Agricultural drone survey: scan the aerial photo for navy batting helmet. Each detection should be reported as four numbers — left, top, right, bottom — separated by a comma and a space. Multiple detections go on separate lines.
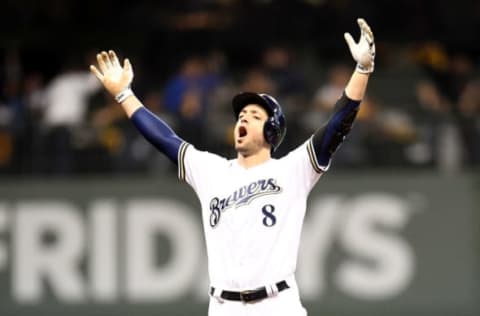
232, 92, 286, 152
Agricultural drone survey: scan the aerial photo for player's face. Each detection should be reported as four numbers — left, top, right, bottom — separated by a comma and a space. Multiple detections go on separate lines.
234, 104, 270, 155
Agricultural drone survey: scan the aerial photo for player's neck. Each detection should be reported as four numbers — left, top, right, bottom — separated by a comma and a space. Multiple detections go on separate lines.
236, 148, 271, 169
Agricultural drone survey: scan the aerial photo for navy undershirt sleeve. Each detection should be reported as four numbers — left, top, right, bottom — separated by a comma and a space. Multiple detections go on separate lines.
130, 107, 183, 165
312, 93, 361, 167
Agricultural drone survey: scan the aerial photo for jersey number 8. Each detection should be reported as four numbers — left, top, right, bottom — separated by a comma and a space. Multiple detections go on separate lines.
262, 204, 276, 227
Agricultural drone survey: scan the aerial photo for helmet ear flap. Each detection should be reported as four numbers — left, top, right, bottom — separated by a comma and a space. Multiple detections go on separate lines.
263, 113, 286, 152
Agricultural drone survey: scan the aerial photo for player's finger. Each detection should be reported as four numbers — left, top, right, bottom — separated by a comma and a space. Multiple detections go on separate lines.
101, 51, 113, 69
357, 18, 368, 30
96, 52, 108, 73
357, 18, 370, 33
344, 32, 356, 49
358, 18, 374, 41
89, 65, 104, 81
109, 50, 121, 68
123, 58, 132, 72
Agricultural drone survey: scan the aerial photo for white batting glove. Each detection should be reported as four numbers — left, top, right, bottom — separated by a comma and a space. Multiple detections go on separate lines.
90, 50, 134, 103
344, 18, 375, 74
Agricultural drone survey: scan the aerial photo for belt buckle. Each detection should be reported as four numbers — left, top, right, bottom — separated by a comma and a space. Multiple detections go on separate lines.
239, 290, 255, 302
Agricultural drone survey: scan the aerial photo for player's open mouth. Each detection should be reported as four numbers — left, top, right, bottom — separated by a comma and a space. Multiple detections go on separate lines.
239, 126, 247, 138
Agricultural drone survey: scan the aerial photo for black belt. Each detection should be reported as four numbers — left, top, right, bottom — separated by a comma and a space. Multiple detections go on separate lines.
210, 280, 290, 303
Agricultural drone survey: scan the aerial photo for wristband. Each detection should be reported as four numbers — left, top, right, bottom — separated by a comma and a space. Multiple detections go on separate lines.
356, 62, 374, 74
115, 87, 134, 103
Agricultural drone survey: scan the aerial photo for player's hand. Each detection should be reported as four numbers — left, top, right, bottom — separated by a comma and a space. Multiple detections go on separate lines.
90, 50, 134, 97
344, 18, 375, 74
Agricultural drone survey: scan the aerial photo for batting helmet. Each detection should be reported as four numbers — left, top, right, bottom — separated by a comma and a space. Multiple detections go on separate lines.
232, 92, 286, 152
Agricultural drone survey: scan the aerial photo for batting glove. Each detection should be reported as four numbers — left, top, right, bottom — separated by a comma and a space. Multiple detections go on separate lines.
344, 18, 375, 74
90, 50, 134, 103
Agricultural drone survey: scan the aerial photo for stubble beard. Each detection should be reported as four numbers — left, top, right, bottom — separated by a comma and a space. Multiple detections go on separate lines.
235, 143, 253, 157
235, 136, 269, 158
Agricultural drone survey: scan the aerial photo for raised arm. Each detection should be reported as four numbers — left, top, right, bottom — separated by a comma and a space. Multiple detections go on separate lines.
90, 51, 183, 164
310, 18, 375, 171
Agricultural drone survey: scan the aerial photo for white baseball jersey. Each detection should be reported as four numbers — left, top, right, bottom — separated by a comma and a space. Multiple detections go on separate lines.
178, 137, 327, 291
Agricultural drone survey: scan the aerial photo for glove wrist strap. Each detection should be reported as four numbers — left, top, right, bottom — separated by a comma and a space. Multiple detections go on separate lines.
355, 62, 374, 74
115, 86, 134, 103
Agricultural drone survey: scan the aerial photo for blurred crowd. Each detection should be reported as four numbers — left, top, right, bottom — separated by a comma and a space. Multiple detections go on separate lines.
0, 41, 479, 177
0, 0, 479, 176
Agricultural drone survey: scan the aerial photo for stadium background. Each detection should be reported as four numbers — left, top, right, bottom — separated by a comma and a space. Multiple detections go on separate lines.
0, 1, 479, 315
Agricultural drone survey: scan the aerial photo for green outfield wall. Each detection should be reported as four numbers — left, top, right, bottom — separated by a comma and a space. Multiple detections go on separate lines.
0, 171, 478, 316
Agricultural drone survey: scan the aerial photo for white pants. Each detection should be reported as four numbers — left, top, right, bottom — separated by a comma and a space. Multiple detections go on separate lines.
208, 280, 307, 316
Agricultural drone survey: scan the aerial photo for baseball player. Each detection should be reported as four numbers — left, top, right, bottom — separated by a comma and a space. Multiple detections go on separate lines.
90, 18, 375, 316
